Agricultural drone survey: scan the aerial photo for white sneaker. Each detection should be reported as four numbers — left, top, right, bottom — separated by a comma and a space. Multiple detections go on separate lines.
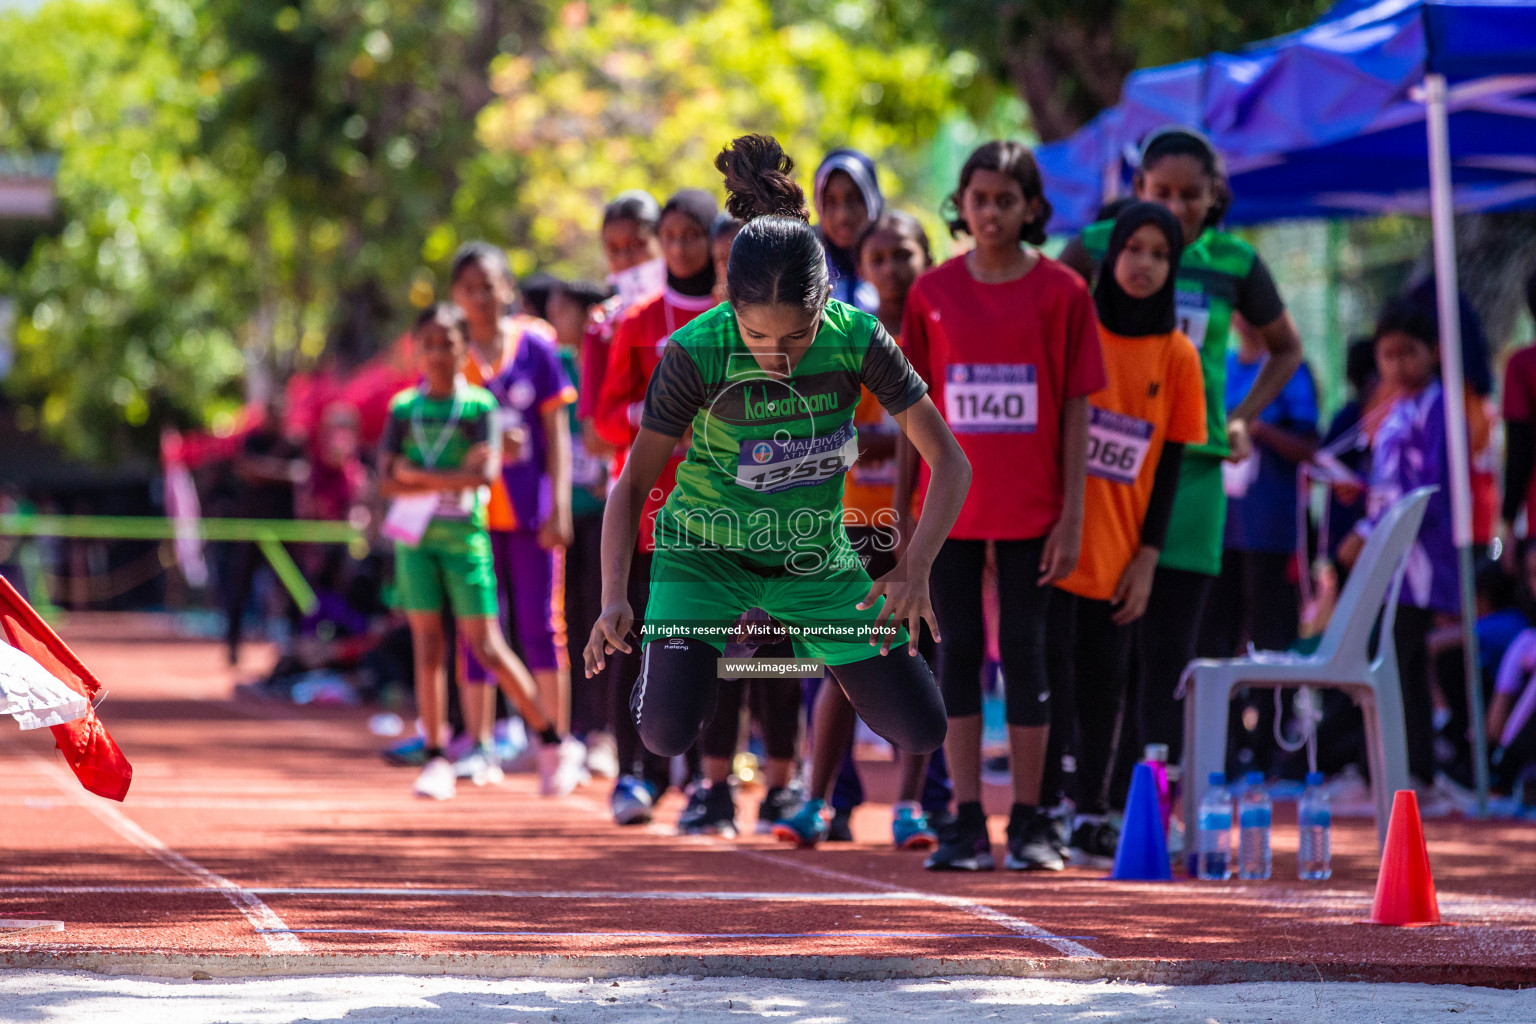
539, 736, 590, 797
453, 747, 504, 786
585, 730, 620, 780
413, 756, 457, 801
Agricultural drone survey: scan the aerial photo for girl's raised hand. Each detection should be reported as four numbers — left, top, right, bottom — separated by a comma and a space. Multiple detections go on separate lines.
859, 566, 940, 657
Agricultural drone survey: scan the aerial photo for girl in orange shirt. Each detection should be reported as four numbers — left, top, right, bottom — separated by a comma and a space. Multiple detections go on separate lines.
1048, 203, 1206, 863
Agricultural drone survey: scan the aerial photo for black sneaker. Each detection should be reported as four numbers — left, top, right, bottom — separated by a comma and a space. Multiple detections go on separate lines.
694, 779, 734, 835
755, 786, 800, 835
826, 807, 854, 842
1069, 818, 1120, 867
1005, 807, 1066, 871
923, 815, 994, 871
677, 782, 738, 838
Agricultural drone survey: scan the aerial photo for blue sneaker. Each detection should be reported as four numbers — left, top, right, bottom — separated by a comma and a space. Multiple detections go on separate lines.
610, 774, 655, 826
772, 798, 828, 848
892, 801, 938, 851
382, 735, 426, 767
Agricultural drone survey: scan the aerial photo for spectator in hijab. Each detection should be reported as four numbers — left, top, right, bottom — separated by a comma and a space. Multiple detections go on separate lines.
813, 149, 883, 313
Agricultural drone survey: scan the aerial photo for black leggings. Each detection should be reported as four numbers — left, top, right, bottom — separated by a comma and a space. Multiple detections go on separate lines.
929, 538, 1052, 726
699, 642, 803, 762
608, 552, 681, 790
565, 511, 606, 737
1136, 565, 1215, 765
1393, 605, 1439, 786
1045, 592, 1135, 815
634, 638, 947, 760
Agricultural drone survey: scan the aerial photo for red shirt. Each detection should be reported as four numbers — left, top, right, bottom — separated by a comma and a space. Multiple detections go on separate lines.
577, 295, 625, 422
902, 255, 1105, 540
595, 287, 718, 550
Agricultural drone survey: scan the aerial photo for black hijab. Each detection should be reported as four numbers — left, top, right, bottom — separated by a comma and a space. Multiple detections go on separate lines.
660, 189, 719, 297
1093, 201, 1184, 337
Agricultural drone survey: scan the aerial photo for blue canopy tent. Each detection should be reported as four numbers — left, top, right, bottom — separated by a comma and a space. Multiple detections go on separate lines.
1036, 0, 1536, 815
1037, 0, 1536, 229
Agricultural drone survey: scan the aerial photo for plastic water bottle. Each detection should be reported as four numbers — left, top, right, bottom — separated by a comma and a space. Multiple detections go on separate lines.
1238, 770, 1272, 880
1195, 771, 1234, 881
1297, 771, 1332, 881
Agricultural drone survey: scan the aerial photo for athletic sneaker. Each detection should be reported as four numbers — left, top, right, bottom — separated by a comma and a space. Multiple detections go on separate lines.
584, 731, 620, 780
772, 798, 829, 848
755, 786, 799, 835
412, 756, 457, 801
453, 745, 505, 786
382, 735, 427, 767
610, 774, 655, 826
1069, 816, 1120, 867
826, 807, 854, 842
538, 736, 589, 797
1005, 806, 1065, 871
677, 781, 737, 837
892, 801, 938, 851
924, 814, 994, 871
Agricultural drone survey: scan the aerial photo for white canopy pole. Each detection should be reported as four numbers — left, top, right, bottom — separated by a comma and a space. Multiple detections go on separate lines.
1425, 72, 1490, 815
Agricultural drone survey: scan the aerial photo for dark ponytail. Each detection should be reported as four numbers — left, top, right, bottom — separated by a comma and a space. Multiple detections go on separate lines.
945, 140, 1052, 246
713, 134, 829, 313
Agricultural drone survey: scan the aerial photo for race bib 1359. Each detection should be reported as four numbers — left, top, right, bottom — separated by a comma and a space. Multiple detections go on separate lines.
736, 422, 859, 494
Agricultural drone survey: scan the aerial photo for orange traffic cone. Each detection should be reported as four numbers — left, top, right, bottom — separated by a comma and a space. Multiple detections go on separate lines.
1366, 789, 1441, 926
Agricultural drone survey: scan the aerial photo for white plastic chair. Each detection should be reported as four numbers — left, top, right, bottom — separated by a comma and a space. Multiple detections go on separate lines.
1179, 486, 1434, 850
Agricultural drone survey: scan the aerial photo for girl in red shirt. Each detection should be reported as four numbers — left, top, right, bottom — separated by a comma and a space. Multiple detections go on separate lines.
900, 141, 1104, 872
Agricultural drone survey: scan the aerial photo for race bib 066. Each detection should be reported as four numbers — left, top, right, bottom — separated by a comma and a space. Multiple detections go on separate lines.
1086, 406, 1154, 486
1175, 290, 1211, 350
945, 364, 1037, 434
736, 422, 859, 494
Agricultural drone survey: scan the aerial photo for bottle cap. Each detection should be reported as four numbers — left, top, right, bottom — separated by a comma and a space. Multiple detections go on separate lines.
1245, 770, 1264, 785
1143, 743, 1169, 763
1208, 771, 1226, 786
1305, 771, 1325, 787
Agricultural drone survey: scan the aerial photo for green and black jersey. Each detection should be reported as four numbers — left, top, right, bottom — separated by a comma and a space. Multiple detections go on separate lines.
640, 299, 928, 569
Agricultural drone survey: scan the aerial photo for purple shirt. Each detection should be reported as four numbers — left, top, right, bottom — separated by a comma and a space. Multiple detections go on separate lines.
487, 330, 576, 531
1357, 380, 1459, 613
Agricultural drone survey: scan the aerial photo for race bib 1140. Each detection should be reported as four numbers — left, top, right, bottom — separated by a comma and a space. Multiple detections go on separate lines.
736, 421, 858, 494
945, 364, 1037, 434
1086, 406, 1154, 486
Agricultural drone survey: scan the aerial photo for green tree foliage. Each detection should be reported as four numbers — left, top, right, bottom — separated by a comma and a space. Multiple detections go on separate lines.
471, 0, 981, 278
186, 0, 547, 371
937, 0, 1335, 140
1, 0, 981, 461
0, 0, 251, 460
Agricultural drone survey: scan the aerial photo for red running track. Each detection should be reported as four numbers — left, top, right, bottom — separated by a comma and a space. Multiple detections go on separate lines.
0, 619, 1533, 984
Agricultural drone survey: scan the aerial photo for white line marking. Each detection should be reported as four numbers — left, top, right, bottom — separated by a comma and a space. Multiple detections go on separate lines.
30, 757, 306, 953
734, 849, 1103, 959
259, 927, 1089, 941
568, 792, 1101, 958
0, 885, 947, 903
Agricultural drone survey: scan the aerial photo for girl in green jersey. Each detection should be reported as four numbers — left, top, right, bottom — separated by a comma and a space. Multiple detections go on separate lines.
1061, 127, 1303, 779
583, 136, 971, 838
